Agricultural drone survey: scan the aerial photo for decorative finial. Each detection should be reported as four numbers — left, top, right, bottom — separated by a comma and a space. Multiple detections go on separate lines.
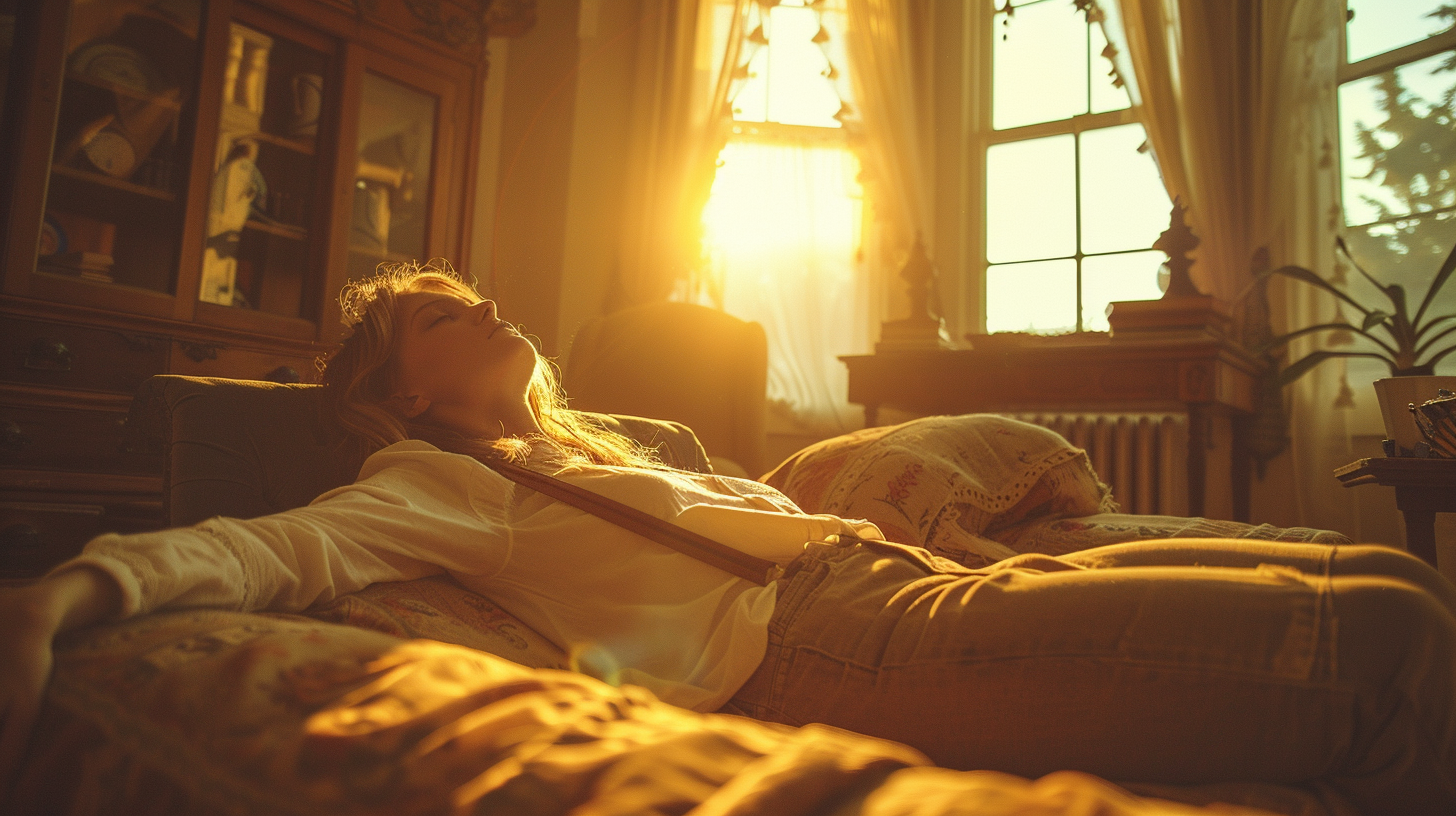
900, 234, 937, 322
1153, 197, 1204, 299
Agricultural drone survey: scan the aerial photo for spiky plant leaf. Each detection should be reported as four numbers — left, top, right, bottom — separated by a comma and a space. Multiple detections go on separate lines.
1265, 264, 1373, 315
1414, 240, 1456, 326
1362, 310, 1392, 331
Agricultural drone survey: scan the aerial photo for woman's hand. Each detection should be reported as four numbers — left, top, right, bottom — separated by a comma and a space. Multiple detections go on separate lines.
0, 568, 121, 793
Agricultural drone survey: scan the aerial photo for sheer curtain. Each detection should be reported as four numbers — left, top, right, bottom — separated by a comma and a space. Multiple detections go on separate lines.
615, 0, 753, 307
1095, 0, 1253, 305
1258, 0, 1358, 534
701, 137, 867, 432
836, 0, 936, 298
691, 0, 873, 434
1097, 0, 1354, 532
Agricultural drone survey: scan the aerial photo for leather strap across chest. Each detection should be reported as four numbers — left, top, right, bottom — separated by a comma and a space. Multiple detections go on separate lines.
482, 458, 781, 586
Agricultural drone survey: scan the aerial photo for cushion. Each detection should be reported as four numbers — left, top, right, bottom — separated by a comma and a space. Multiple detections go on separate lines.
762, 415, 1352, 566
764, 415, 1115, 567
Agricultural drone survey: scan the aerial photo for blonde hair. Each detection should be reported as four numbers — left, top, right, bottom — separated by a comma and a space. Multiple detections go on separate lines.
320, 260, 663, 471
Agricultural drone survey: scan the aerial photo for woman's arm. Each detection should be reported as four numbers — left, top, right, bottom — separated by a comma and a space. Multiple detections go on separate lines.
70, 444, 508, 618
0, 566, 122, 790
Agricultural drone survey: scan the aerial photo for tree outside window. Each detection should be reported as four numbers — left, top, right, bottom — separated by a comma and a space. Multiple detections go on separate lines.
1337, 0, 1456, 389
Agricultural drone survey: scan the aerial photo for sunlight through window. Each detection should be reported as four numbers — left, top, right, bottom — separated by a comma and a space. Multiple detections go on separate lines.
1336, 0, 1456, 388
698, 0, 862, 430
983, 0, 1168, 335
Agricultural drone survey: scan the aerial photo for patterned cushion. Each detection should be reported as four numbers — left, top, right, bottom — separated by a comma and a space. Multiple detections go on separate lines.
763, 415, 1349, 566
764, 415, 1115, 567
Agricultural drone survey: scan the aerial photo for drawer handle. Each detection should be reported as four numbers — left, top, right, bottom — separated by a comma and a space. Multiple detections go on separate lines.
0, 524, 42, 551
1, 420, 30, 452
24, 337, 73, 372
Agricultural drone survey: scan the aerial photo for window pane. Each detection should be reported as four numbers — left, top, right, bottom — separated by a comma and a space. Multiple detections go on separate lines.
765, 5, 840, 127
733, 46, 769, 122
1082, 250, 1165, 332
1089, 17, 1130, 114
993, 0, 1088, 129
1346, 0, 1452, 64
1341, 214, 1456, 380
987, 258, 1077, 333
1338, 50, 1456, 226
1080, 123, 1170, 254
44, 0, 204, 294
199, 22, 329, 316
987, 134, 1076, 263
349, 72, 435, 277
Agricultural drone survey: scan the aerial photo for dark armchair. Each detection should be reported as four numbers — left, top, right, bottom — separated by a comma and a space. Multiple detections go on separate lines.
128, 375, 713, 526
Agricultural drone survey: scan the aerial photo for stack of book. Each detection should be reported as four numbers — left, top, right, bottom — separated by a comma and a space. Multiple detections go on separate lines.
43, 251, 115, 283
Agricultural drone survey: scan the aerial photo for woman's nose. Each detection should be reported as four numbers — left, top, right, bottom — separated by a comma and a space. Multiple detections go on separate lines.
472, 299, 496, 323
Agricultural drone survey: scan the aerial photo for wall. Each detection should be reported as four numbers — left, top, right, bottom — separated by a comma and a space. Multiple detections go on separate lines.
471, 0, 645, 363
471, 2, 1453, 573
477, 0, 583, 358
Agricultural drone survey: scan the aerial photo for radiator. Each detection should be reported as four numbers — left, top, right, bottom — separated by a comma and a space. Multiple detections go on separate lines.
1010, 413, 1189, 517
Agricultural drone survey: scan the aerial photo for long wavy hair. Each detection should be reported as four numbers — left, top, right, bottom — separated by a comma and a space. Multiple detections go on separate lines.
319, 260, 663, 471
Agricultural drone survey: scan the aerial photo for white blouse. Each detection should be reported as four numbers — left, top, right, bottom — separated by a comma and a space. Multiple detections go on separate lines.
55, 440, 883, 711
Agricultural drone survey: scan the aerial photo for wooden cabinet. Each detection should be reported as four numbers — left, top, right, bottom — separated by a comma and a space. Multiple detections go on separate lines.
0, 0, 503, 575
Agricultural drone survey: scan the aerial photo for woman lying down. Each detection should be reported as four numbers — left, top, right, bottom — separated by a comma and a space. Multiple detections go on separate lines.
2, 263, 1453, 815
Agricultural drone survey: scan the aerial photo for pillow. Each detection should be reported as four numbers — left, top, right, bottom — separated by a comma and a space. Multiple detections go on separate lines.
305, 574, 568, 670
763, 415, 1114, 567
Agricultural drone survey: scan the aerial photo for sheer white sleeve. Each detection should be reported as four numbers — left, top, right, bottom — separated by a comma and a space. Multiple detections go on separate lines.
51, 442, 511, 616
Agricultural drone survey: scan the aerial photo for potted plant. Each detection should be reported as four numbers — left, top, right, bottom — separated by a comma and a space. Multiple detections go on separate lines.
1260, 236, 1456, 453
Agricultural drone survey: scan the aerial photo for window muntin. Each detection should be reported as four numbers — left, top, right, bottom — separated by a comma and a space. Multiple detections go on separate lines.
1346, 0, 1452, 63
981, 0, 1168, 335
731, 0, 840, 128
1336, 0, 1456, 387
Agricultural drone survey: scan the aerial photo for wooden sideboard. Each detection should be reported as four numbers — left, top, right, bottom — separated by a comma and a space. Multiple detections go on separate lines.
841, 331, 1264, 521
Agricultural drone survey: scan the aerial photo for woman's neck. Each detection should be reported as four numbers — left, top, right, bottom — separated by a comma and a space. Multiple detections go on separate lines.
424, 401, 543, 441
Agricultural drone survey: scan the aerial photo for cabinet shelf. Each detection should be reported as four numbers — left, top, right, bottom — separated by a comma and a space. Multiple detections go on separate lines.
50, 164, 177, 201
250, 130, 316, 156
244, 218, 308, 240
66, 72, 183, 109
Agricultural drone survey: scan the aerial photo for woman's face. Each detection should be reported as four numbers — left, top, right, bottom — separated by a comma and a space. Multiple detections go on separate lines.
390, 288, 538, 430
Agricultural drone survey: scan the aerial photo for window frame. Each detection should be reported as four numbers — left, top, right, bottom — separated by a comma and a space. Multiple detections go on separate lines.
971, 0, 1155, 335
1336, 4, 1456, 231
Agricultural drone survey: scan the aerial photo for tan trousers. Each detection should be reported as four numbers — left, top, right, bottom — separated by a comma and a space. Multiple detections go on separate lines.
722, 538, 1456, 816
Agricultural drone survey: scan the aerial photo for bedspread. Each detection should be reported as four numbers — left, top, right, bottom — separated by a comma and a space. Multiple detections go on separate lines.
9, 608, 1327, 816
8, 413, 1359, 815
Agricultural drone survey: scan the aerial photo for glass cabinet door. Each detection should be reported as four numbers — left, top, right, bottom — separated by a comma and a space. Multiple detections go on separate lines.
38, 0, 204, 294
198, 20, 330, 318
348, 71, 436, 279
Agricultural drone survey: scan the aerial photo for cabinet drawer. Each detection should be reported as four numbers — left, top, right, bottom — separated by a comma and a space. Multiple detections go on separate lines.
0, 404, 160, 475
169, 344, 319, 384
3, 318, 168, 394
0, 502, 102, 577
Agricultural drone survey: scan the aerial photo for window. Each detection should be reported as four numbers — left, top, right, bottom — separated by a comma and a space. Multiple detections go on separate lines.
980, 0, 1171, 334
1337, 0, 1456, 382
698, 0, 864, 430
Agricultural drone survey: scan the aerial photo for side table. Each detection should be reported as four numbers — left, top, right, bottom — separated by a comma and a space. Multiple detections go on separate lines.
1334, 458, 1456, 567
